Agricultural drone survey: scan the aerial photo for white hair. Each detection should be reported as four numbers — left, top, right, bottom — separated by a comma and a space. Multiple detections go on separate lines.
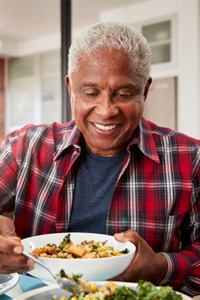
68, 22, 151, 85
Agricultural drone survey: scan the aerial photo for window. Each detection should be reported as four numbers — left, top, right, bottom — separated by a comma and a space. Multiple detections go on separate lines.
139, 16, 177, 68
142, 21, 171, 64
41, 51, 61, 124
7, 50, 61, 133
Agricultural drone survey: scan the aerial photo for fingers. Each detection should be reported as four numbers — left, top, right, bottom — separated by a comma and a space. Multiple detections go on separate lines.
0, 235, 22, 254
0, 216, 22, 253
114, 229, 139, 245
114, 230, 168, 284
0, 216, 35, 274
0, 252, 35, 274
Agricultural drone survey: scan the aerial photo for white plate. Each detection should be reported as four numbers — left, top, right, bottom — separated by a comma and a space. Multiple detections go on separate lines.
14, 281, 192, 300
0, 273, 19, 295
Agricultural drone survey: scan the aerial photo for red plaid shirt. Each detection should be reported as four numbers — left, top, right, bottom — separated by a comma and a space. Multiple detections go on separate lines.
0, 118, 199, 296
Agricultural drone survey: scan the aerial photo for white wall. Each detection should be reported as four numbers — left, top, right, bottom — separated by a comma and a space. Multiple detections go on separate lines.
0, 34, 60, 57
3, 0, 200, 139
101, 0, 200, 139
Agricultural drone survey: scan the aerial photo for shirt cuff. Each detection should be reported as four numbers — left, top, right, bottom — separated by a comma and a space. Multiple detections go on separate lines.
158, 253, 173, 285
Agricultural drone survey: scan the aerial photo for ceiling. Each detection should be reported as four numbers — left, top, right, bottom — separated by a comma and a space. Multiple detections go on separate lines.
0, 0, 146, 42
0, 0, 60, 42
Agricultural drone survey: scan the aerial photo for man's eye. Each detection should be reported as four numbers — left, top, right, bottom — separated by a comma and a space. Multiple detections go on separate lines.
83, 89, 99, 97
115, 91, 133, 99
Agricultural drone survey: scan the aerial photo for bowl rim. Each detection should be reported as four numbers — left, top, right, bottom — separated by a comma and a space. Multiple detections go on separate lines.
22, 232, 136, 261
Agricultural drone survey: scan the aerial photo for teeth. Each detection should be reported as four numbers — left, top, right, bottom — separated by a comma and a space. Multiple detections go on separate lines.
94, 123, 117, 131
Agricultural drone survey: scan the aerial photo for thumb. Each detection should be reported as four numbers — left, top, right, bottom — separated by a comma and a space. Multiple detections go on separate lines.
0, 215, 17, 237
114, 230, 139, 247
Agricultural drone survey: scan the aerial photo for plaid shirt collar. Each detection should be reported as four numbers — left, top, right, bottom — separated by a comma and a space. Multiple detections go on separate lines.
54, 118, 160, 163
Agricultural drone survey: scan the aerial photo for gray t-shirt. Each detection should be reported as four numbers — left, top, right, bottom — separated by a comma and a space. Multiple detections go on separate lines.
69, 148, 126, 233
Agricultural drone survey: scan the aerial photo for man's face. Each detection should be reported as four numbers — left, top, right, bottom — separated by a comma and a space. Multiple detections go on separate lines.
66, 48, 151, 156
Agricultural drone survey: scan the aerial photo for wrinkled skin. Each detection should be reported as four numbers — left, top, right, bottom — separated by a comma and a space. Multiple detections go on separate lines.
66, 48, 152, 157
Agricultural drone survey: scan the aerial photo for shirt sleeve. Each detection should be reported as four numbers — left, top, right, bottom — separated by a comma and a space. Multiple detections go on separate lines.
0, 133, 18, 213
160, 241, 200, 296
159, 159, 200, 297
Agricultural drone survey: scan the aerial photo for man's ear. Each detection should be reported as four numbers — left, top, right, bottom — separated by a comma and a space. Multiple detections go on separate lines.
144, 77, 152, 100
65, 75, 72, 95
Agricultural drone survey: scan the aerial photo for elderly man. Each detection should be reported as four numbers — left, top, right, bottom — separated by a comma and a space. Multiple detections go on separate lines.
0, 22, 199, 296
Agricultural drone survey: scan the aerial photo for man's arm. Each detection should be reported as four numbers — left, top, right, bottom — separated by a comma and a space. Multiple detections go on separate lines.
113, 229, 200, 297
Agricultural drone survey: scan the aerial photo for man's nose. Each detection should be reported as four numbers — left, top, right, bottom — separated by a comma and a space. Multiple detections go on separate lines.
95, 95, 118, 118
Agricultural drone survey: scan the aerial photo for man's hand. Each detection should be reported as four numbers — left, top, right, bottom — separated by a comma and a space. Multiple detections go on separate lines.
112, 229, 167, 284
0, 215, 34, 274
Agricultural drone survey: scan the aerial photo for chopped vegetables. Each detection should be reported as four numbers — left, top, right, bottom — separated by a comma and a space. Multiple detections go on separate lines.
52, 270, 183, 300
33, 234, 129, 259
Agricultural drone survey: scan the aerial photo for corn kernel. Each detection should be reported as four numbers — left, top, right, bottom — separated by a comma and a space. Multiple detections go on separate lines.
90, 283, 98, 291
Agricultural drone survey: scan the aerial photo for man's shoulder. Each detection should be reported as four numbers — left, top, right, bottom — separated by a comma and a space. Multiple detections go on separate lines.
6, 121, 78, 149
8, 120, 75, 138
145, 119, 200, 147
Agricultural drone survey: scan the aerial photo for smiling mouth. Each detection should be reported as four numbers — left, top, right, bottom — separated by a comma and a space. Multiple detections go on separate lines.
94, 123, 117, 131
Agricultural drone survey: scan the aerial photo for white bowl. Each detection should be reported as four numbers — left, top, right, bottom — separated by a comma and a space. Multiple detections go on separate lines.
22, 232, 136, 281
